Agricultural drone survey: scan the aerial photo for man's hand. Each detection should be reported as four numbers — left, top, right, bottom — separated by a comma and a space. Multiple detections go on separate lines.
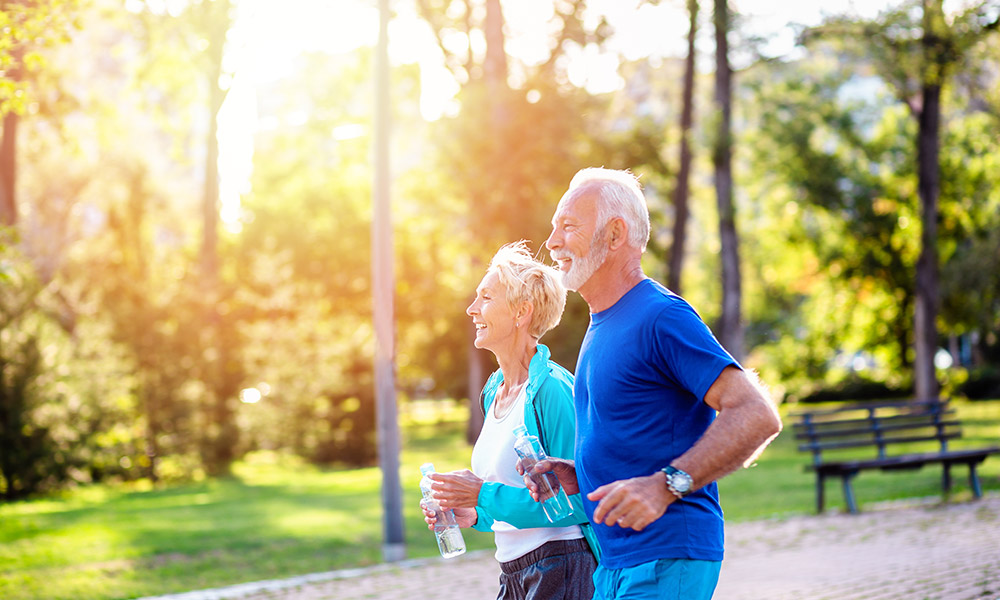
429, 469, 483, 510
518, 457, 579, 500
588, 472, 674, 531
420, 501, 477, 529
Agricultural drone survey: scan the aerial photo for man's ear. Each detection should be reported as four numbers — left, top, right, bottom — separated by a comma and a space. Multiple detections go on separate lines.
607, 217, 629, 250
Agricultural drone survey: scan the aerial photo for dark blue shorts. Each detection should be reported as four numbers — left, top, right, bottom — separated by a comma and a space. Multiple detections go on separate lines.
497, 538, 597, 600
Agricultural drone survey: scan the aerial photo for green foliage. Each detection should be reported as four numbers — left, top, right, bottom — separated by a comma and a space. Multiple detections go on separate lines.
741, 56, 919, 390
740, 20, 1000, 396
0, 239, 141, 499
957, 367, 1000, 400
796, 375, 912, 404
227, 49, 424, 465
0, 0, 82, 115
0, 259, 60, 499
938, 112, 1000, 335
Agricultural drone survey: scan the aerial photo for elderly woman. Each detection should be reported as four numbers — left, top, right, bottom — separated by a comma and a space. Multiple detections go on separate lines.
423, 241, 599, 600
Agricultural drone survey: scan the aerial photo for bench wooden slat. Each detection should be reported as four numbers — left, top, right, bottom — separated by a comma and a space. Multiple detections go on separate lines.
792, 409, 956, 430
789, 398, 946, 417
809, 447, 1000, 473
794, 419, 961, 440
798, 431, 962, 453
794, 412, 953, 428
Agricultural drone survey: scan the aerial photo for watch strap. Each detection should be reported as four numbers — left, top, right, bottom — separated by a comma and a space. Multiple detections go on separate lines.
662, 465, 693, 498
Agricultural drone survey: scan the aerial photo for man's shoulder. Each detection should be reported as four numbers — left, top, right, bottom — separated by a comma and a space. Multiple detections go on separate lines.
622, 280, 699, 322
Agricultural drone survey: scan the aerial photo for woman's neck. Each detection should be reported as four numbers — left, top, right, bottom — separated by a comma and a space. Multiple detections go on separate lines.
494, 340, 536, 391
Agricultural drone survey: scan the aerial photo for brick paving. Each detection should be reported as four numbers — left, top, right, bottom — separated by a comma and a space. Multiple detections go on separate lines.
143, 493, 1000, 600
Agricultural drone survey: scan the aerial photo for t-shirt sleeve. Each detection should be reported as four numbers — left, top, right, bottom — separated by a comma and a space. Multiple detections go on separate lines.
652, 301, 739, 402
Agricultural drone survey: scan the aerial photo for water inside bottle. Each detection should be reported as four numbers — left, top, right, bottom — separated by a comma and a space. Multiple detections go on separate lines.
541, 490, 573, 521
437, 527, 466, 558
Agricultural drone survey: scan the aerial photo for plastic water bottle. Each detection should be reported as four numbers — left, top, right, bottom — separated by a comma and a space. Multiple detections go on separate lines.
512, 425, 573, 522
418, 463, 466, 559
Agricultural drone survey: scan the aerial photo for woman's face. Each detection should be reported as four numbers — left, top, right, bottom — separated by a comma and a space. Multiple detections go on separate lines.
466, 270, 517, 353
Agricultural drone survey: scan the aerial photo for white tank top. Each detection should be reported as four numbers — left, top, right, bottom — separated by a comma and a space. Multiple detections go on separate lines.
471, 385, 583, 562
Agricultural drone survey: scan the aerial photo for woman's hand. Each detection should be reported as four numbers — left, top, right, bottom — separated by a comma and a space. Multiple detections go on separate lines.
430, 469, 484, 510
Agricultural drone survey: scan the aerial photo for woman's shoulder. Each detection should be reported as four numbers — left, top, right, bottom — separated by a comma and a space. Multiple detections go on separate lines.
535, 360, 574, 400
546, 360, 574, 385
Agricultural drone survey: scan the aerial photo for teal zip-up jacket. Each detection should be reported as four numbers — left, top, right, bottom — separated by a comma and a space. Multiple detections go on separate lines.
472, 344, 601, 561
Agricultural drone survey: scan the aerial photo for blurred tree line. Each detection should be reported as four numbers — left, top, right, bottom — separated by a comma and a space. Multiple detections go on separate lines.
1, 0, 998, 499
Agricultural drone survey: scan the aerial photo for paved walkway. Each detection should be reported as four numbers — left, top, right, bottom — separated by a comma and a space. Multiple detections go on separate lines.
146, 493, 1000, 600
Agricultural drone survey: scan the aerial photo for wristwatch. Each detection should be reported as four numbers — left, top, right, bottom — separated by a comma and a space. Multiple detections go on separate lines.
662, 465, 693, 499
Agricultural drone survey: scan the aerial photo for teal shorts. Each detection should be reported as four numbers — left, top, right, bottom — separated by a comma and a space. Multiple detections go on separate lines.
592, 558, 722, 600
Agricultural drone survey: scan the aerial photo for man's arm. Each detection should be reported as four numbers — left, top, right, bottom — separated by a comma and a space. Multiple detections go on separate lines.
673, 366, 783, 486
590, 366, 782, 531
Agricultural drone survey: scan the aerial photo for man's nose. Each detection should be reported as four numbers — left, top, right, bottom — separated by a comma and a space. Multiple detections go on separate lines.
545, 228, 560, 250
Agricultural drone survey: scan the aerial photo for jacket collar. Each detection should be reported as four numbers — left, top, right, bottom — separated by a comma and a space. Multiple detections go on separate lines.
525, 343, 551, 398
483, 343, 551, 412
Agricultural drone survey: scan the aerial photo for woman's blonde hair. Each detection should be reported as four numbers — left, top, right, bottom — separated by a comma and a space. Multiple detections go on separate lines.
487, 241, 567, 339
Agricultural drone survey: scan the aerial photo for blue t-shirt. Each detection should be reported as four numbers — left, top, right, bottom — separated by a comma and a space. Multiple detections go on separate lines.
574, 279, 738, 568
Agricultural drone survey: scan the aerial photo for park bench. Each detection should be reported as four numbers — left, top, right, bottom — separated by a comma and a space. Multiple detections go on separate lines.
793, 399, 1000, 514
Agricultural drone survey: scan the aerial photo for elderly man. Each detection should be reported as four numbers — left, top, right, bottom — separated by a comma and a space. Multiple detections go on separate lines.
533, 167, 782, 600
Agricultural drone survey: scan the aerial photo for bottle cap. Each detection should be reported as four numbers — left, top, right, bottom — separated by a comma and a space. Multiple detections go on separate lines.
512, 425, 528, 437
419, 463, 435, 475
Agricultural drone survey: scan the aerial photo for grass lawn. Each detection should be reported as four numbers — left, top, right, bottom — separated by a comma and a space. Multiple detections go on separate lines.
1, 399, 998, 600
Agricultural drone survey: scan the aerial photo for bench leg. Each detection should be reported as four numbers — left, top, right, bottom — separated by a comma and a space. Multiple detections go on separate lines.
842, 472, 859, 514
969, 464, 983, 499
942, 463, 952, 495
816, 474, 825, 513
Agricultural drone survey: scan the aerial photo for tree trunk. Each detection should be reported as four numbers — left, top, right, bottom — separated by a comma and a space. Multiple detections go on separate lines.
466, 337, 486, 445
467, 0, 507, 442
0, 47, 22, 227
713, 0, 743, 360
668, 0, 698, 294
914, 84, 941, 399
200, 0, 237, 475
484, 0, 507, 88
914, 0, 944, 400
0, 113, 16, 227
201, 86, 222, 285
143, 384, 160, 484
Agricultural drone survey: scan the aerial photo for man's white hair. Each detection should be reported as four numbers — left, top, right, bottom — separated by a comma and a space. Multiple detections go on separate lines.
567, 167, 650, 252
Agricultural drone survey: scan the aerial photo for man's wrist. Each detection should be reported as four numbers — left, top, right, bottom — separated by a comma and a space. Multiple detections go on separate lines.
661, 465, 694, 498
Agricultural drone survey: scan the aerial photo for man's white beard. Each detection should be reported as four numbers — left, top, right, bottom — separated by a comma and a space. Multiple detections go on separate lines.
560, 232, 608, 292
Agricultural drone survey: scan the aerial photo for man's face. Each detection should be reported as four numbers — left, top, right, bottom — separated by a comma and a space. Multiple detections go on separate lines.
545, 190, 608, 292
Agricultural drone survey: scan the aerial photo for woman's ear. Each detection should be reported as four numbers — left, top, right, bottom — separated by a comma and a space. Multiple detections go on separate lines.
516, 301, 534, 327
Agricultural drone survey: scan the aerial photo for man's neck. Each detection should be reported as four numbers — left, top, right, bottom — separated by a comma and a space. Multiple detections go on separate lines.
580, 261, 647, 313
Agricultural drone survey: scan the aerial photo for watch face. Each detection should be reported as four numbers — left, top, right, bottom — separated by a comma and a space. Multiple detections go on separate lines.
670, 473, 691, 493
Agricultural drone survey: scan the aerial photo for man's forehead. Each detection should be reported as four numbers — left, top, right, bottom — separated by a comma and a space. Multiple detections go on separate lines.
554, 188, 598, 220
